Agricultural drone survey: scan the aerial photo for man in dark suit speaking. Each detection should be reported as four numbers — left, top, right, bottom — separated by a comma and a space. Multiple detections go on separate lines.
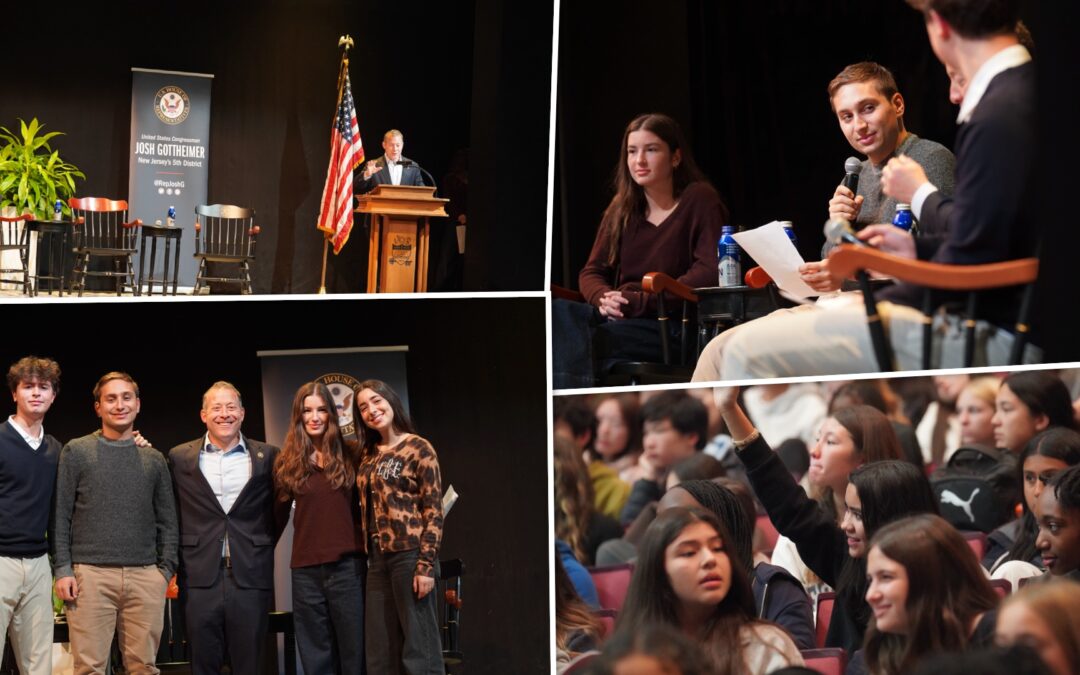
356, 128, 426, 192
169, 382, 288, 675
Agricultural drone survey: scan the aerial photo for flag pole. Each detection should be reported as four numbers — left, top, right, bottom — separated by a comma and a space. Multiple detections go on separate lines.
318, 34, 354, 295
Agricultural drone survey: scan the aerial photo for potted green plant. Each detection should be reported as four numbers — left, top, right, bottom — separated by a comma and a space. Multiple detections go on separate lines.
0, 117, 85, 219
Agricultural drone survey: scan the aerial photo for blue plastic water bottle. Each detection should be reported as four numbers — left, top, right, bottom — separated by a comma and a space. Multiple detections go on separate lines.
781, 220, 798, 248
892, 203, 914, 232
718, 225, 741, 287
167, 205, 176, 228
54, 200, 62, 221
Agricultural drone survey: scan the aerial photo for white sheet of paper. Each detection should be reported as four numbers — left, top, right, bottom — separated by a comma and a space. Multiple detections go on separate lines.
731, 221, 818, 299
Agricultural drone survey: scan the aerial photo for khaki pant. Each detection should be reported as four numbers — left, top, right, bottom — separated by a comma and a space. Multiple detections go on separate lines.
0, 554, 54, 675
65, 564, 167, 675
693, 298, 1041, 381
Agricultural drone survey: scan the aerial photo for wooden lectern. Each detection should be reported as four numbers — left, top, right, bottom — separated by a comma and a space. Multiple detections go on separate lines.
356, 184, 449, 293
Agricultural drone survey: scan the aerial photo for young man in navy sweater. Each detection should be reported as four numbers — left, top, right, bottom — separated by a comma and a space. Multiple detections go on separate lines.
0, 356, 63, 675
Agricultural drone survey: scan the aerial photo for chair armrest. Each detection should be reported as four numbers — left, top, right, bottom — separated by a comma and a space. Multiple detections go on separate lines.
551, 284, 585, 303
0, 215, 28, 223
250, 225, 261, 235
828, 245, 1038, 291
642, 272, 697, 303
745, 266, 773, 289
121, 219, 143, 228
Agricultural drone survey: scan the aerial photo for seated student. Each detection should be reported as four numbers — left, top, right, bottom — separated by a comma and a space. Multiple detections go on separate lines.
828, 380, 924, 471
956, 377, 1001, 450
717, 387, 938, 654
554, 552, 603, 672
996, 579, 1080, 675
552, 113, 728, 389
911, 645, 1053, 675
555, 398, 630, 520
554, 435, 622, 566
991, 371, 1077, 455
693, 1, 1038, 380
556, 539, 599, 609
592, 394, 645, 484
660, 480, 816, 650
614, 508, 804, 673
984, 428, 1080, 572
799, 61, 955, 295
1035, 465, 1080, 582
619, 392, 708, 525
854, 514, 1000, 675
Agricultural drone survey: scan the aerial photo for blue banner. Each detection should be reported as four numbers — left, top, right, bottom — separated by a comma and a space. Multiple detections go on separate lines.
128, 68, 213, 289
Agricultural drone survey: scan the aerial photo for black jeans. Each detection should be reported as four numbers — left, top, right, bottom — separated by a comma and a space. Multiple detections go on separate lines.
292, 554, 366, 674
365, 546, 443, 675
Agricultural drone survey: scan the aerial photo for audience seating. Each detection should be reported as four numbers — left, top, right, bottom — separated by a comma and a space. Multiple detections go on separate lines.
801, 647, 848, 675
962, 530, 988, 560
563, 651, 599, 674
828, 245, 1039, 370
593, 607, 616, 639
815, 591, 836, 649
587, 563, 634, 612
989, 578, 1011, 597
755, 513, 780, 557
439, 558, 465, 666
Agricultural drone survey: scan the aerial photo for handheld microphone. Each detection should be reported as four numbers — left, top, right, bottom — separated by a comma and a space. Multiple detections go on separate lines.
842, 156, 861, 194
823, 218, 867, 248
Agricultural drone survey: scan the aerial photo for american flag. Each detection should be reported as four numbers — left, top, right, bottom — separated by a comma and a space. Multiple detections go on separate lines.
316, 71, 364, 254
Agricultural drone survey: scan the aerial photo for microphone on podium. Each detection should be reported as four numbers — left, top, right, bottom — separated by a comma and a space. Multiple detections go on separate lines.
842, 156, 861, 193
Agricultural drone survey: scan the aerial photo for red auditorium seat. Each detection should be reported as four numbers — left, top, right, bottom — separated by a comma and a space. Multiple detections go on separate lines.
989, 578, 1012, 597
563, 650, 599, 674
962, 530, 988, 560
801, 648, 848, 675
593, 608, 616, 639
815, 591, 836, 648
756, 513, 780, 556
587, 563, 634, 612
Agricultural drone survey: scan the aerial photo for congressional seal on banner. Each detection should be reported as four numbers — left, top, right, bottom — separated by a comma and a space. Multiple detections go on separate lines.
154, 86, 191, 125
315, 372, 362, 439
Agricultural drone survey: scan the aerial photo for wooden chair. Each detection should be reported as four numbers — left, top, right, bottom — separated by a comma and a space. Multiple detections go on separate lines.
193, 204, 259, 294
69, 197, 142, 296
0, 214, 29, 294
587, 562, 634, 613
828, 245, 1039, 371
438, 558, 464, 667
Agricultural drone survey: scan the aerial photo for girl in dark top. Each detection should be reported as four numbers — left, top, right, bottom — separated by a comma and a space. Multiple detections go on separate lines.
1035, 465, 1080, 580
984, 428, 1080, 571
659, 479, 816, 650
616, 508, 803, 673
991, 371, 1076, 454
717, 387, 937, 654
858, 514, 999, 675
353, 379, 444, 675
273, 381, 365, 675
552, 113, 728, 387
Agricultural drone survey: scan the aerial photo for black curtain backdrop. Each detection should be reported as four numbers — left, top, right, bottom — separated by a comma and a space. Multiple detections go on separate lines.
1, 0, 550, 294
0, 297, 548, 673
554, 0, 1080, 362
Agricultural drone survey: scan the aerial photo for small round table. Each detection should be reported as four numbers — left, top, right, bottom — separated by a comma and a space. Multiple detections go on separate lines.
24, 218, 73, 296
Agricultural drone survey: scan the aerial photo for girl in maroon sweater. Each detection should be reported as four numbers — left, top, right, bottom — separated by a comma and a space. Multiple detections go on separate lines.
554, 113, 728, 387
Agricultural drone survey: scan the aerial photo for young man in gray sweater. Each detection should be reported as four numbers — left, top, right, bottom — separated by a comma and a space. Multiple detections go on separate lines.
52, 371, 178, 675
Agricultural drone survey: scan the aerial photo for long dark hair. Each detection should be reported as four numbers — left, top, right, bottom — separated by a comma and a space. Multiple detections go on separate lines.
864, 514, 999, 675
670, 480, 755, 574
274, 381, 356, 498
814, 405, 903, 516
616, 507, 759, 673
1001, 371, 1077, 432
599, 113, 717, 266
1006, 427, 1080, 566
836, 461, 940, 638
352, 379, 416, 460
554, 434, 597, 564
586, 393, 641, 463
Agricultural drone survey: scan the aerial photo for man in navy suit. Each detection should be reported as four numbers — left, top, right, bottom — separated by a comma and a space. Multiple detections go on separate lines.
356, 128, 426, 193
169, 382, 288, 675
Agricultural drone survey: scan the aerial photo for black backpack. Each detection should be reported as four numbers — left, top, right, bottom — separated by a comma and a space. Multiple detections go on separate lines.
930, 445, 1019, 533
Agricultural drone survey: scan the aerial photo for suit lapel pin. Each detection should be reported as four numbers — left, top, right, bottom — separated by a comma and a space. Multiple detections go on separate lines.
257, 452, 264, 459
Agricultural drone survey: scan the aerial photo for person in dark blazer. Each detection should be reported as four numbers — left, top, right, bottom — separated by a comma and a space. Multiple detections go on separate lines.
168, 381, 288, 675
355, 128, 426, 193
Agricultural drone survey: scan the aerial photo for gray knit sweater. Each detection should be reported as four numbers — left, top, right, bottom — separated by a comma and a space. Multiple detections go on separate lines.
51, 431, 178, 579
